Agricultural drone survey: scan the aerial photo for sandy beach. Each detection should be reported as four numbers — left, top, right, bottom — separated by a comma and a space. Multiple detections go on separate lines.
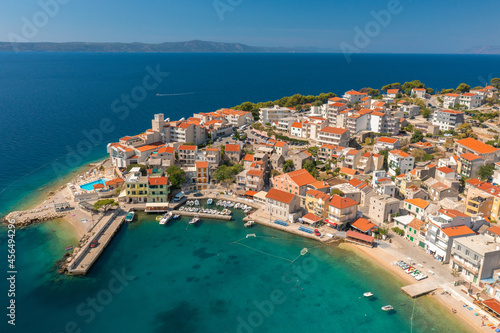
341, 242, 492, 332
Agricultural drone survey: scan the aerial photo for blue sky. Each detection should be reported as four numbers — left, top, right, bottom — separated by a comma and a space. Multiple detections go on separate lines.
1, 0, 499, 53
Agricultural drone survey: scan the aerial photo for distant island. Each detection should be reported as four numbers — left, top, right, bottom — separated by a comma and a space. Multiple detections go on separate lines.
0, 40, 334, 53
460, 46, 500, 55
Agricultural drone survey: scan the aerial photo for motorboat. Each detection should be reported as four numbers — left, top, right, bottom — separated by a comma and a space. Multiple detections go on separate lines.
159, 212, 172, 225
244, 220, 255, 227
195, 200, 200, 206
363, 292, 374, 298
207, 198, 213, 205
381, 305, 394, 311
173, 214, 180, 219
125, 211, 135, 222
189, 216, 200, 224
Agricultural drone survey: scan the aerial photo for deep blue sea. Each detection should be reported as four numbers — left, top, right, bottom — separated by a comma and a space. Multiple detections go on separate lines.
1, 52, 499, 332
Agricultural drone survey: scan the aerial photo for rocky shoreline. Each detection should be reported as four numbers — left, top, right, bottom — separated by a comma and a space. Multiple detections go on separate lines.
2, 207, 68, 226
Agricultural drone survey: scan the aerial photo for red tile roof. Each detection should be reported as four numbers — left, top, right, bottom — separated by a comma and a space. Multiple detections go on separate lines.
157, 146, 175, 154
196, 161, 209, 169
320, 127, 348, 135
245, 190, 258, 197
441, 225, 474, 237
346, 230, 374, 243
243, 154, 254, 162
377, 136, 398, 144
302, 213, 323, 223
405, 198, 429, 209
351, 218, 377, 232
339, 167, 357, 176
148, 177, 168, 186
247, 169, 264, 177
265, 188, 295, 204
178, 145, 197, 151
329, 195, 358, 209
460, 153, 483, 161
285, 169, 317, 186
225, 144, 241, 152
437, 166, 454, 174
438, 209, 469, 218
456, 138, 498, 154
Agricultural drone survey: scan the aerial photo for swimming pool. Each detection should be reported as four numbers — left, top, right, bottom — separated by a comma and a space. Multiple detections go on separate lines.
79, 178, 110, 191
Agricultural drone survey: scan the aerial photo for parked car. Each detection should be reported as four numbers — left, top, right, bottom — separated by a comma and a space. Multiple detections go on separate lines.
90, 240, 98, 248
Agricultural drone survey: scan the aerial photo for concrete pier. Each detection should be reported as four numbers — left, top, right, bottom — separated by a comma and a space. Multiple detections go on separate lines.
67, 209, 126, 275
401, 280, 440, 297
170, 210, 232, 221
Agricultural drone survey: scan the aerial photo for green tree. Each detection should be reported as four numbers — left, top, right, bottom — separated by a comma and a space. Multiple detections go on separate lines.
93, 199, 118, 212
411, 148, 426, 162
234, 130, 240, 140
364, 137, 374, 145
378, 149, 389, 171
478, 164, 495, 181
491, 78, 500, 89
420, 108, 432, 118
166, 165, 186, 188
331, 188, 344, 196
426, 88, 435, 94
307, 146, 318, 156
283, 159, 294, 173
381, 82, 402, 91
457, 123, 472, 133
270, 169, 281, 178
411, 130, 424, 143
302, 159, 318, 178
456, 83, 471, 93
472, 86, 483, 90
402, 80, 426, 95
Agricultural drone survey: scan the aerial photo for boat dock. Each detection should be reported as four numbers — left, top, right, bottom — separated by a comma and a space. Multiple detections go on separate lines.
401, 280, 440, 297
67, 209, 126, 275
170, 210, 232, 221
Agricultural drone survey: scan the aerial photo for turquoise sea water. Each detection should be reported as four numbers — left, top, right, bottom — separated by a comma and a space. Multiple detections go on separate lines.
0, 209, 470, 333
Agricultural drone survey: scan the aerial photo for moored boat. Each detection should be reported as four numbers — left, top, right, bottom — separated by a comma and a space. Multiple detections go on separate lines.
207, 198, 213, 205
173, 214, 180, 219
244, 220, 255, 227
363, 292, 373, 298
125, 211, 135, 222
381, 305, 393, 311
189, 216, 200, 224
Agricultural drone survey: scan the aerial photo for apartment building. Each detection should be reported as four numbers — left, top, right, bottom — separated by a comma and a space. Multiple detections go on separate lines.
374, 136, 400, 153
272, 169, 317, 196
455, 138, 500, 162
305, 189, 331, 218
259, 105, 293, 124
178, 145, 198, 166
265, 188, 300, 221
443, 93, 460, 108
342, 90, 368, 104
388, 150, 415, 176
432, 109, 465, 131
327, 195, 359, 229
460, 93, 483, 109
195, 161, 209, 191
368, 195, 400, 225
457, 153, 484, 179
317, 127, 350, 147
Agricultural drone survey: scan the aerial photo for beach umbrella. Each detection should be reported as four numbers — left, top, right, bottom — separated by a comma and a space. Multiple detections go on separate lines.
495, 328, 500, 332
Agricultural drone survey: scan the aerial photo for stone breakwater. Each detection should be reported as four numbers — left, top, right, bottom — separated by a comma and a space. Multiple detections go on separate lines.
2, 208, 67, 226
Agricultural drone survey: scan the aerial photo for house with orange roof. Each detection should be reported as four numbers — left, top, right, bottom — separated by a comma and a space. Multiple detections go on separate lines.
178, 145, 198, 166
450, 234, 500, 285
460, 92, 483, 109
214, 108, 253, 127
457, 153, 484, 179
355, 152, 379, 174
483, 85, 499, 98
404, 198, 430, 219
318, 144, 345, 162
388, 149, 415, 176
346, 109, 371, 133
342, 90, 368, 104
404, 218, 426, 246
272, 168, 317, 196
374, 136, 400, 153
408, 141, 434, 154
224, 144, 242, 162
339, 167, 358, 180
265, 188, 300, 221
370, 111, 401, 135
411, 88, 428, 99
443, 93, 461, 108
107, 142, 137, 168
195, 161, 209, 190
206, 147, 221, 167
273, 141, 289, 156
455, 138, 500, 162
237, 169, 265, 192
428, 181, 458, 201
351, 217, 378, 235
386, 89, 399, 98
276, 116, 297, 132
243, 153, 255, 170
317, 127, 350, 147
399, 104, 420, 118
368, 194, 400, 225
373, 177, 396, 197
432, 109, 464, 131
290, 122, 305, 138
327, 195, 359, 229
342, 149, 362, 169
146, 176, 170, 203
305, 189, 331, 218
425, 222, 476, 264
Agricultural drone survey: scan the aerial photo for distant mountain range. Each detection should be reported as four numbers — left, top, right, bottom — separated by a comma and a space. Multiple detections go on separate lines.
0, 40, 335, 53
460, 46, 500, 55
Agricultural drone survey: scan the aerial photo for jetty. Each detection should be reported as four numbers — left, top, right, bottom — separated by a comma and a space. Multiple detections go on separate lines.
170, 210, 232, 221
66, 209, 126, 275
401, 280, 440, 297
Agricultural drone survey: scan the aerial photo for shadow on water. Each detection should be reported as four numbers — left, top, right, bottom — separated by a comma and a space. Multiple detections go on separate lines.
154, 301, 200, 333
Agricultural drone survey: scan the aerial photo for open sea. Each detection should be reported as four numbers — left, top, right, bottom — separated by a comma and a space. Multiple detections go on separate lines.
1, 52, 500, 332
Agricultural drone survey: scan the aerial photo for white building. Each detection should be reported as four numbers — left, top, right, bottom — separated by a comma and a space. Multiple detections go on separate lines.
260, 105, 293, 124
432, 109, 465, 131
460, 93, 483, 109
388, 150, 414, 176
317, 127, 350, 147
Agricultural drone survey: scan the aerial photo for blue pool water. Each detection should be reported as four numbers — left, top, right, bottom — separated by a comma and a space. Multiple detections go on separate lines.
80, 178, 110, 191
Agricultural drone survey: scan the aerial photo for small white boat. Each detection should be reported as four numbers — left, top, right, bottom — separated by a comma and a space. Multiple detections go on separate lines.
381, 305, 393, 311
173, 214, 180, 219
244, 220, 255, 227
159, 212, 172, 225
363, 292, 373, 298
194, 200, 200, 206
125, 211, 135, 222
208, 198, 213, 205
189, 216, 200, 224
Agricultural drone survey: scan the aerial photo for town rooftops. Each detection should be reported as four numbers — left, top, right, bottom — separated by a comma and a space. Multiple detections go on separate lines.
291, 122, 303, 129
441, 225, 474, 237
412, 88, 426, 91
460, 153, 483, 161
345, 90, 367, 95
408, 218, 425, 230
351, 218, 377, 233
225, 144, 241, 152
462, 92, 476, 97
405, 198, 430, 209
437, 166, 454, 174
247, 169, 264, 177
274, 141, 286, 148
440, 109, 463, 114
339, 167, 357, 176
306, 189, 331, 201
456, 138, 499, 154
445, 93, 460, 97
285, 169, 317, 187
390, 149, 411, 158
377, 136, 398, 144
266, 188, 295, 204
387, 89, 399, 94
329, 195, 358, 209
438, 209, 469, 218
487, 226, 500, 237
243, 154, 254, 162
148, 177, 168, 186
157, 146, 175, 154
178, 145, 197, 151
319, 126, 348, 135
196, 161, 209, 169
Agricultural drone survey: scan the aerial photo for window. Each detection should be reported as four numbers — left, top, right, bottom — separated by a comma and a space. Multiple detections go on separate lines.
457, 245, 461, 251
465, 250, 470, 256
474, 254, 478, 261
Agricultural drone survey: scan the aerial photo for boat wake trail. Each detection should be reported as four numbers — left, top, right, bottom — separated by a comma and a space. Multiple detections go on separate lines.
156, 92, 195, 96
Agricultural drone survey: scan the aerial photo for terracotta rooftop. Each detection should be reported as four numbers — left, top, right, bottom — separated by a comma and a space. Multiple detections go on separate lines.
266, 188, 295, 204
